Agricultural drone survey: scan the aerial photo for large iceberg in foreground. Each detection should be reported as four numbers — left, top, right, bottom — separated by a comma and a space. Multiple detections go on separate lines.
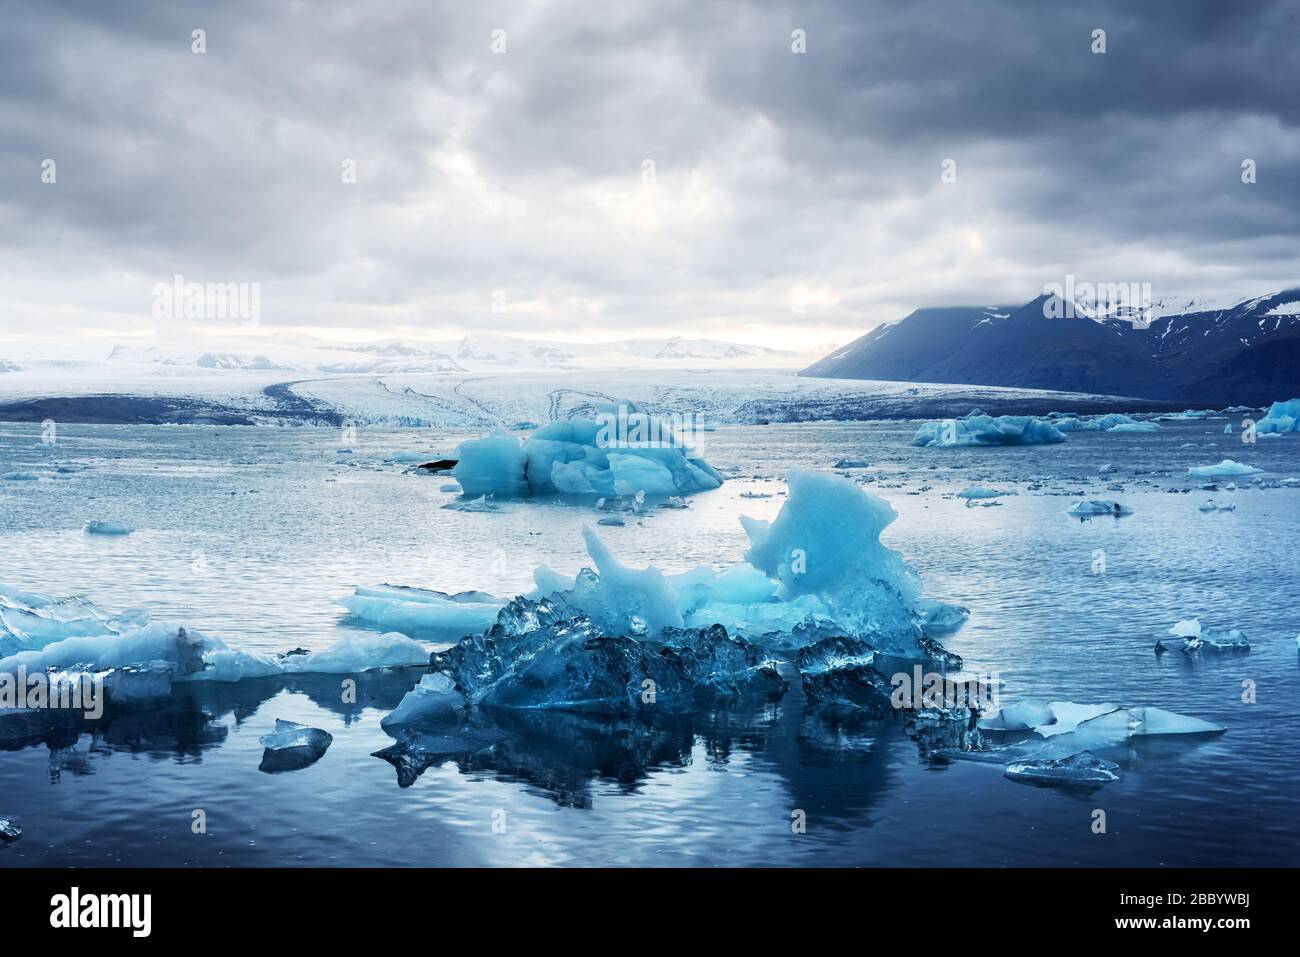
1255, 398, 1300, 434
349, 470, 960, 661
912, 412, 1066, 448
422, 597, 785, 716
452, 409, 723, 498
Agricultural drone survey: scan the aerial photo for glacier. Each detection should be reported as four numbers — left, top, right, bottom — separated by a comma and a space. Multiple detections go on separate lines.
911, 411, 1066, 448
451, 410, 724, 498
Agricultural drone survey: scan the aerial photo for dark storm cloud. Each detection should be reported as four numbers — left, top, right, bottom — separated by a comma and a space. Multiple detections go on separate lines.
0, 0, 1295, 348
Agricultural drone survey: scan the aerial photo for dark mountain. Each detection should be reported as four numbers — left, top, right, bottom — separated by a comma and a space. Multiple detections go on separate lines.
801, 289, 1300, 404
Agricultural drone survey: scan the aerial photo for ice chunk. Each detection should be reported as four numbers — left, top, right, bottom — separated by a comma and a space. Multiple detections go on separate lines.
449, 430, 529, 496
1197, 500, 1235, 512
427, 597, 784, 714
84, 521, 133, 536
833, 459, 870, 469
258, 719, 333, 773
381, 671, 466, 728
1156, 619, 1249, 654
978, 699, 1056, 731
957, 486, 1012, 500
284, 632, 430, 673
1256, 397, 1300, 434
1, 471, 39, 481
1107, 421, 1160, 433
452, 411, 723, 498
741, 470, 923, 654
2, 585, 433, 682
0, 819, 20, 843
912, 413, 1066, 448
442, 494, 498, 512
339, 585, 505, 636
795, 636, 891, 715
918, 599, 970, 638
1031, 701, 1121, 737
1066, 500, 1132, 518
1188, 459, 1262, 477
1005, 751, 1120, 786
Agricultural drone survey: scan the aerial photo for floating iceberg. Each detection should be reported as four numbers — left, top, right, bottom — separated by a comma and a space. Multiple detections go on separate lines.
426, 597, 785, 714
354, 471, 955, 662
979, 699, 1223, 745
1106, 421, 1160, 433
1257, 398, 1300, 434
1156, 619, 1249, 654
1, 586, 435, 683
957, 486, 1012, 500
339, 585, 505, 637
84, 521, 133, 536
1066, 500, 1132, 518
1188, 459, 1262, 478
1004, 751, 1120, 786
912, 412, 1066, 448
258, 719, 333, 773
1051, 413, 1137, 432
452, 410, 723, 499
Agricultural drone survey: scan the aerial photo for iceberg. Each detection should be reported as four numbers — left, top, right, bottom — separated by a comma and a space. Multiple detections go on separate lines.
1188, 459, 1262, 478
980, 698, 1223, 745
1066, 500, 1132, 518
452, 410, 723, 499
1106, 421, 1160, 433
1156, 619, 1249, 654
84, 521, 133, 536
957, 486, 1012, 500
1257, 398, 1300, 434
912, 412, 1066, 448
1048, 413, 1137, 432
426, 597, 784, 714
1005, 751, 1120, 786
1, 586, 437, 683
339, 585, 505, 636
258, 719, 333, 773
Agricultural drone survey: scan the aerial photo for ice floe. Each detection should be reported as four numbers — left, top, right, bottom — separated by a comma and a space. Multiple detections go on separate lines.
1004, 751, 1120, 786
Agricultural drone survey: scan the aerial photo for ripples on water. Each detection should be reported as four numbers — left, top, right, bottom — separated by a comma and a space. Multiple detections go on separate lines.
1, 419, 1297, 866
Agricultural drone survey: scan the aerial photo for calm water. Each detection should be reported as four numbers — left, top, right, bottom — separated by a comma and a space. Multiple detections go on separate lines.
1, 418, 1298, 866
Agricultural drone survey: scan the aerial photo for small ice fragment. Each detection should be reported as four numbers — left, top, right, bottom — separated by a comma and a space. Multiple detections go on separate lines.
1066, 500, 1132, 518
381, 671, 467, 728
1, 472, 38, 481
1187, 459, 1262, 478
957, 486, 1011, 500
84, 521, 133, 536
596, 516, 626, 526
1005, 751, 1120, 786
442, 494, 497, 512
833, 459, 870, 469
979, 699, 1056, 731
258, 719, 333, 773
0, 819, 20, 843
1198, 500, 1235, 511
918, 599, 970, 638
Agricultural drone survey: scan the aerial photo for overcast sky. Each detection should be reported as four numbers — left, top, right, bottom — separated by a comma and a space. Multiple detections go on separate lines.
1, 0, 1296, 356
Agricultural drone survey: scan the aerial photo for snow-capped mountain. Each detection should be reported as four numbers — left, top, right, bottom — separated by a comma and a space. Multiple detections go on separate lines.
801, 289, 1300, 404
